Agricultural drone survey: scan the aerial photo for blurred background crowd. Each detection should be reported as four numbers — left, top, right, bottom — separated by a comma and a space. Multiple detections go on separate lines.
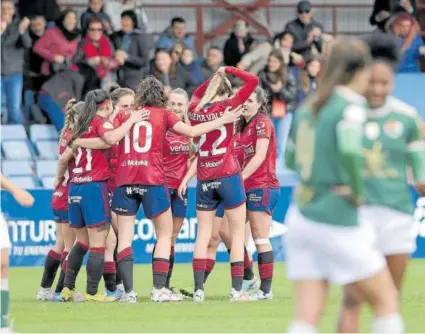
1, 0, 425, 164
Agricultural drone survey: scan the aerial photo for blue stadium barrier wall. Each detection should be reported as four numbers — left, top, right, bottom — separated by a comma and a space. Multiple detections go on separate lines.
393, 73, 425, 119
1, 186, 424, 267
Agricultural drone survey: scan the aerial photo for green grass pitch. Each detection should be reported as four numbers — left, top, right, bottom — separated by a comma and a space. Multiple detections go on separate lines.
10, 260, 425, 333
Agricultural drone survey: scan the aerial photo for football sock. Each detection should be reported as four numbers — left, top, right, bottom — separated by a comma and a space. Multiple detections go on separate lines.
117, 247, 133, 293
258, 251, 274, 294
103, 261, 117, 292
231, 261, 244, 291
86, 247, 105, 296
193, 258, 206, 291
40, 249, 61, 288
373, 314, 404, 333
153, 258, 169, 289
55, 251, 68, 293
165, 246, 175, 288
287, 321, 317, 333
204, 259, 216, 283
0, 279, 9, 329
64, 242, 88, 290
243, 247, 255, 280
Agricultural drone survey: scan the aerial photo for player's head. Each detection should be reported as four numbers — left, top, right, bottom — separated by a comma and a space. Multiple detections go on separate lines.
169, 88, 189, 121
310, 36, 372, 114
195, 73, 233, 111
238, 86, 267, 132
136, 76, 168, 107
72, 89, 111, 141
61, 99, 84, 138
363, 33, 400, 109
109, 84, 135, 112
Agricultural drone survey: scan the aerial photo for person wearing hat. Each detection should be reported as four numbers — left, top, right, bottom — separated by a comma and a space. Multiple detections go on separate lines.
111, 10, 151, 90
223, 20, 256, 67
283, 1, 323, 59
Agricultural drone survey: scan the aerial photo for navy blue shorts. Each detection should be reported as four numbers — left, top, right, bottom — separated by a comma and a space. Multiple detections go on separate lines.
197, 174, 246, 212
246, 188, 280, 215
168, 188, 187, 218
215, 204, 225, 218
53, 210, 69, 223
69, 181, 111, 229
112, 184, 170, 219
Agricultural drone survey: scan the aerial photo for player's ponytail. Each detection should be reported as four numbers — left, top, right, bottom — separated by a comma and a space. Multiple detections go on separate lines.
71, 89, 110, 143
61, 99, 84, 140
309, 36, 371, 115
196, 73, 232, 112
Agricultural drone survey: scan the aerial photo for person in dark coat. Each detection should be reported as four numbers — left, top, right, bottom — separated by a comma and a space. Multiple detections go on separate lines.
80, 0, 113, 35
142, 48, 196, 96
111, 10, 151, 90
18, 0, 60, 23
1, 0, 32, 124
223, 20, 256, 67
180, 47, 205, 85
283, 1, 323, 58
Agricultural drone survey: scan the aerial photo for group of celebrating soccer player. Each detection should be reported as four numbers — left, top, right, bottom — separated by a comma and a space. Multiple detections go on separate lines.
27, 31, 424, 333
35, 64, 281, 304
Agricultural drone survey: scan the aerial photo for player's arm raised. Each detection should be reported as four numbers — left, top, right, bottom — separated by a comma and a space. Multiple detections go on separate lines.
72, 137, 112, 150
173, 106, 242, 138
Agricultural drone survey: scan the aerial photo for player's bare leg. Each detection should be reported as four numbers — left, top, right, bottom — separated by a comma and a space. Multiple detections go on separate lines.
61, 228, 89, 302
116, 214, 136, 302
85, 224, 110, 301
103, 226, 120, 300
37, 224, 64, 300
338, 254, 410, 333
248, 211, 273, 300
226, 203, 249, 301
287, 280, 329, 333
1, 248, 9, 331
53, 224, 76, 301
150, 208, 182, 302
192, 210, 216, 302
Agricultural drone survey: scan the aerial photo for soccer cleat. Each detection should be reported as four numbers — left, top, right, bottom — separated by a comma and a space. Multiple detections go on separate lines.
193, 289, 205, 303
242, 277, 259, 292
248, 289, 273, 301
36, 287, 54, 301
52, 292, 62, 302
116, 283, 125, 295
179, 287, 194, 299
105, 289, 123, 301
85, 293, 116, 302
59, 287, 85, 302
151, 287, 183, 302
119, 290, 137, 304
230, 288, 250, 302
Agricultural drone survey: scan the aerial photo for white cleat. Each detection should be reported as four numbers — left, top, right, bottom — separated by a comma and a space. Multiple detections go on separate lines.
242, 277, 259, 292
230, 288, 250, 302
193, 289, 205, 303
249, 289, 273, 301
119, 290, 137, 304
116, 283, 125, 295
36, 287, 54, 301
151, 287, 183, 302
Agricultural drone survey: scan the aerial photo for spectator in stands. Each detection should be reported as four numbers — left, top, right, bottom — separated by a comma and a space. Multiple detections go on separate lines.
237, 32, 304, 75
143, 48, 196, 96
258, 49, 297, 163
180, 47, 205, 85
157, 17, 196, 53
80, 0, 113, 36
1, 0, 31, 124
104, 0, 150, 33
370, 0, 416, 30
201, 46, 223, 79
296, 57, 320, 104
111, 10, 151, 90
18, 0, 61, 24
223, 20, 256, 67
283, 1, 323, 59
77, 17, 119, 92
25, 15, 47, 92
391, 13, 425, 72
170, 43, 184, 66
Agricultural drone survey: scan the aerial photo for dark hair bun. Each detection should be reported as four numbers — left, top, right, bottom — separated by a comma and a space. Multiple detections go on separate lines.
364, 32, 400, 67
108, 83, 121, 95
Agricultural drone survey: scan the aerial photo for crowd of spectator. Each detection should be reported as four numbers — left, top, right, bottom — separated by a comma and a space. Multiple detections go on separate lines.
1, 0, 424, 159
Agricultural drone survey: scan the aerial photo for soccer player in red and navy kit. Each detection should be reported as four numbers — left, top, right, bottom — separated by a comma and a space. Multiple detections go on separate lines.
188, 66, 258, 301
36, 100, 82, 301
239, 86, 280, 300
111, 77, 241, 303
55, 89, 146, 302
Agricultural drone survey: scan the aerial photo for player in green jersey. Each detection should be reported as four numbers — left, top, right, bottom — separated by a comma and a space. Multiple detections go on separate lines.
285, 36, 404, 334
338, 34, 425, 333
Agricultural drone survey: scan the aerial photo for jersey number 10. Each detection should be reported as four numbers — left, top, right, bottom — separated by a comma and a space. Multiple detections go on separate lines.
124, 121, 153, 153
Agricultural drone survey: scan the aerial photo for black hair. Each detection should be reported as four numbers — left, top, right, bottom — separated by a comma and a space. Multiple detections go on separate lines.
171, 17, 185, 25
121, 9, 138, 28
71, 89, 110, 142
363, 32, 400, 70
208, 45, 222, 52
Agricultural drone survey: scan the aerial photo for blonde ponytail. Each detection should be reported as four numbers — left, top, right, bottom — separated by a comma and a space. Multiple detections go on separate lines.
195, 74, 232, 111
